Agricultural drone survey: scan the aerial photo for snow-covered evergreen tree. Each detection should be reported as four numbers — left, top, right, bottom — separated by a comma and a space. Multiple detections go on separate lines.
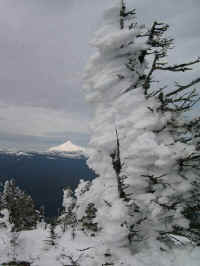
74, 180, 99, 235
78, 0, 200, 255
60, 187, 77, 237
62, 187, 76, 214
1, 2, 200, 265
1, 180, 39, 231
45, 219, 57, 247
79, 202, 99, 236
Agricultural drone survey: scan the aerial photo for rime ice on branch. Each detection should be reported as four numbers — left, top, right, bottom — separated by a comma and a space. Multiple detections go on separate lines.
82, 0, 200, 253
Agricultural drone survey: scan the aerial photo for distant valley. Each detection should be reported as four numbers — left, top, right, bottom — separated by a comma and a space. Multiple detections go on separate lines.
0, 150, 96, 218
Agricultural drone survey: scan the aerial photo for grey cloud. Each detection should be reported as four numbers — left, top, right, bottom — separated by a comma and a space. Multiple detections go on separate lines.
45, 131, 90, 146
0, 131, 89, 152
0, 0, 104, 113
0, 0, 199, 150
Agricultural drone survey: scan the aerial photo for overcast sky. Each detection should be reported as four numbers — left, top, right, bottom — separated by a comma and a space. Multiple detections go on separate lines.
0, 0, 199, 151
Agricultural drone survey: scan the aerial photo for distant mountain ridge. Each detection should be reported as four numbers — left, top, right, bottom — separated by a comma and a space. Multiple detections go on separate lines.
0, 149, 86, 159
0, 140, 86, 158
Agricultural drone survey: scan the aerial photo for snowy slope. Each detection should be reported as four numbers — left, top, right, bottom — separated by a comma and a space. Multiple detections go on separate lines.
0, 219, 199, 266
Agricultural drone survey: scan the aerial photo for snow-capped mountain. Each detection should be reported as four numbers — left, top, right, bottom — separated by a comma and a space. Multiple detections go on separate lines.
0, 140, 85, 158
48, 140, 85, 154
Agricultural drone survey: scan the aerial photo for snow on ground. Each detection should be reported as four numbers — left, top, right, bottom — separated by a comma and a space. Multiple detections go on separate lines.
1, 222, 200, 266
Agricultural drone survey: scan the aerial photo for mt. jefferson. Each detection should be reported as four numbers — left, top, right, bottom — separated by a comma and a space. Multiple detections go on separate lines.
48, 140, 85, 153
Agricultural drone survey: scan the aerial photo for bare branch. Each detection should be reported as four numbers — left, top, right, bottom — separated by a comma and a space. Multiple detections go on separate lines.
156, 57, 200, 72
120, 0, 126, 29
166, 77, 200, 97
78, 247, 94, 252
104, 200, 112, 207
143, 53, 159, 95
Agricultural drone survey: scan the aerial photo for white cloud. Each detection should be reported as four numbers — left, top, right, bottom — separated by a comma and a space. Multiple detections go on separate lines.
0, 102, 90, 137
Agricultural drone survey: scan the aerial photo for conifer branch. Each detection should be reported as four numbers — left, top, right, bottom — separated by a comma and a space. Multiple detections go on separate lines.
143, 53, 159, 95
156, 57, 200, 72
166, 77, 200, 97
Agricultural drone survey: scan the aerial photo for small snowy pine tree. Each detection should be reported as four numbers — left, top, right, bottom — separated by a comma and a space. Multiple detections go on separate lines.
79, 203, 99, 236
60, 187, 77, 238
1, 180, 39, 231
45, 219, 57, 247
74, 180, 100, 236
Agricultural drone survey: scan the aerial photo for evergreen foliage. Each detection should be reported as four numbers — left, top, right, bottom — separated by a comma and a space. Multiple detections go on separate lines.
79, 203, 99, 236
45, 219, 57, 247
0, 180, 39, 231
60, 188, 77, 238
2, 262, 30, 266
